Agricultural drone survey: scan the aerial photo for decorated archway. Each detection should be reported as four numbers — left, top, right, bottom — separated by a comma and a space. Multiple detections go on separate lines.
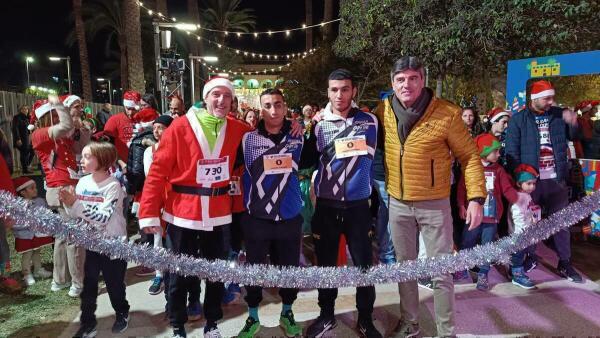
506, 50, 600, 112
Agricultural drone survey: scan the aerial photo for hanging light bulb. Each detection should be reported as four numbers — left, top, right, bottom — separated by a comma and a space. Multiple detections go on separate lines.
302, 24, 306, 29
285, 30, 290, 36
148, 9, 153, 15
237, 32, 241, 37
254, 32, 258, 38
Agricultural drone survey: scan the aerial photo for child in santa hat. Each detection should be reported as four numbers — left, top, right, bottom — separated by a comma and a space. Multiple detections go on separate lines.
12, 177, 54, 286
508, 164, 542, 289
457, 133, 523, 291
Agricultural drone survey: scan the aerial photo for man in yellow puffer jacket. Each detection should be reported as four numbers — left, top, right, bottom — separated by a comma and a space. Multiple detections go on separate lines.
374, 56, 486, 338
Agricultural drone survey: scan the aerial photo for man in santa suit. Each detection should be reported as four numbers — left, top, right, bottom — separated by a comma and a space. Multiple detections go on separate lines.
30, 96, 85, 297
103, 90, 140, 164
138, 78, 252, 338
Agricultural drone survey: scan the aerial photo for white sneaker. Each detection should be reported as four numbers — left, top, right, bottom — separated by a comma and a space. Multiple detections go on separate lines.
203, 326, 222, 338
68, 285, 82, 297
34, 268, 52, 279
24, 274, 36, 286
51, 281, 71, 292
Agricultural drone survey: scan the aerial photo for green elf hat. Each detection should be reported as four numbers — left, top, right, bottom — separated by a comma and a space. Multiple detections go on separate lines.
474, 133, 502, 158
515, 164, 539, 183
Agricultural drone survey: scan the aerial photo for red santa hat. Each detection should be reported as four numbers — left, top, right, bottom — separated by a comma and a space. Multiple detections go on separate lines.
123, 90, 141, 109
12, 176, 35, 193
515, 164, 539, 183
202, 77, 234, 100
474, 133, 502, 157
530, 80, 555, 100
59, 94, 81, 108
575, 100, 593, 114
487, 107, 511, 123
133, 107, 159, 130
28, 99, 53, 130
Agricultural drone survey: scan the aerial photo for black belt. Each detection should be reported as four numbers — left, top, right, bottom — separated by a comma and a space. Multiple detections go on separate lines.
172, 184, 230, 197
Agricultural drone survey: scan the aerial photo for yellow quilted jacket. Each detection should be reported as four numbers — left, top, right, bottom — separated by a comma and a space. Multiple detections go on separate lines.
374, 95, 486, 201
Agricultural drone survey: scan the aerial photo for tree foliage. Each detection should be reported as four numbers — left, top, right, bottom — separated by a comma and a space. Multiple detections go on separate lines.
335, 0, 600, 97
281, 46, 390, 108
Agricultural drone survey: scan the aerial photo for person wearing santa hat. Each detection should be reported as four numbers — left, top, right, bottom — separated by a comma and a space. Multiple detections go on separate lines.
61, 94, 92, 179
30, 96, 86, 297
103, 90, 140, 164
11, 177, 54, 286
486, 107, 511, 138
505, 80, 583, 283
138, 77, 252, 338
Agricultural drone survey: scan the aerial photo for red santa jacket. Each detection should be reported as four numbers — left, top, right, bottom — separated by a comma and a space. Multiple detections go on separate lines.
103, 112, 134, 162
138, 110, 251, 230
31, 127, 78, 188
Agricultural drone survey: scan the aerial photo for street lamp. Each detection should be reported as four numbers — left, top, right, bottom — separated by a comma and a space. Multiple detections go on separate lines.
49, 56, 72, 93
25, 56, 34, 87
97, 78, 112, 104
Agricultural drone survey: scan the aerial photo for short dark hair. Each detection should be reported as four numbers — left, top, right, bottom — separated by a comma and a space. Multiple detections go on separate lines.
260, 88, 285, 101
390, 56, 425, 79
328, 68, 355, 87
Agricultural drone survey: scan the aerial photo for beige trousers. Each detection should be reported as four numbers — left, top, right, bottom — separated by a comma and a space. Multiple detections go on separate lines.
389, 197, 455, 336
21, 249, 42, 275
46, 186, 85, 289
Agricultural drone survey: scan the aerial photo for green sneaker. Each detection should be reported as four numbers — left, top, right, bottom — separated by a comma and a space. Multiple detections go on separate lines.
279, 310, 302, 337
238, 317, 260, 338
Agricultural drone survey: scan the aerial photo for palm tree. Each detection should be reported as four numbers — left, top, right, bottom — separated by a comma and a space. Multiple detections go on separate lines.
323, 0, 336, 42
72, 0, 93, 99
123, 0, 145, 93
305, 0, 313, 50
188, 0, 203, 100
66, 0, 129, 89
202, 0, 256, 44
156, 0, 168, 16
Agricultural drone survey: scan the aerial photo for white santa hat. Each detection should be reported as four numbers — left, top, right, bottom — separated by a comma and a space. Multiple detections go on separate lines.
530, 80, 555, 100
60, 94, 81, 108
202, 77, 234, 99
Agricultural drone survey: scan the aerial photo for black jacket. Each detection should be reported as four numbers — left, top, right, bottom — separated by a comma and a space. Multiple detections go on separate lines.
126, 130, 155, 194
12, 113, 30, 146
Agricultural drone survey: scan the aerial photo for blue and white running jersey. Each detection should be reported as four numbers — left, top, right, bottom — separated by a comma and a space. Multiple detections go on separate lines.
314, 108, 377, 202
242, 129, 304, 221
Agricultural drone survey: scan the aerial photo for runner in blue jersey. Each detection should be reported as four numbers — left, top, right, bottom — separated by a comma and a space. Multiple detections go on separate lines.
305, 69, 382, 338
236, 89, 317, 338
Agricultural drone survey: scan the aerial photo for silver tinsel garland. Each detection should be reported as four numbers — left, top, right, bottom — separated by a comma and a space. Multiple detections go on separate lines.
0, 191, 598, 288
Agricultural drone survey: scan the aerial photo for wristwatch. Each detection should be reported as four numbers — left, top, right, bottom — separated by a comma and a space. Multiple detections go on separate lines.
469, 197, 486, 206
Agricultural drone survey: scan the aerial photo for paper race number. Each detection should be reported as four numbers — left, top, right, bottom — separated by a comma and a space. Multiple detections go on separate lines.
334, 135, 368, 159
263, 153, 293, 175
196, 157, 230, 184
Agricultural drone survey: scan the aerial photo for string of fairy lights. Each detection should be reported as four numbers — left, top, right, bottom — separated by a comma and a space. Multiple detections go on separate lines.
137, 1, 330, 61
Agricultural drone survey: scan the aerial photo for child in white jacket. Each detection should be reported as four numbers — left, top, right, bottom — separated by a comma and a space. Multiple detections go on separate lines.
60, 141, 130, 337
508, 164, 542, 289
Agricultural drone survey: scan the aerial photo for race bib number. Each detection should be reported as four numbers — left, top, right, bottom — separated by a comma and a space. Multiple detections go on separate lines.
484, 172, 495, 191
263, 153, 293, 175
334, 135, 368, 159
196, 157, 230, 184
229, 176, 241, 196
530, 205, 542, 223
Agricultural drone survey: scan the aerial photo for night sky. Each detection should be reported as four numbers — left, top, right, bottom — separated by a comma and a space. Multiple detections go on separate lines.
0, 0, 336, 93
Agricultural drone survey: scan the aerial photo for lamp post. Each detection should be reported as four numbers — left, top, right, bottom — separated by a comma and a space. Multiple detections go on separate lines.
153, 21, 198, 109
97, 78, 112, 104
189, 55, 219, 103
49, 56, 72, 93
25, 56, 34, 87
